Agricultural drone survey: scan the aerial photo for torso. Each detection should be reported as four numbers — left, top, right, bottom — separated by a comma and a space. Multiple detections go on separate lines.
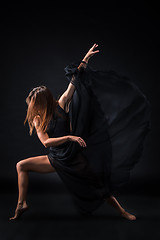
46, 104, 71, 138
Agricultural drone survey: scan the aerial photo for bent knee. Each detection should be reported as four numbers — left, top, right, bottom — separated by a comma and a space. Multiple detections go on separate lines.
16, 160, 26, 172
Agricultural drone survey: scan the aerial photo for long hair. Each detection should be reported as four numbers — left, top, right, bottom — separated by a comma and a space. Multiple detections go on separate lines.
24, 85, 59, 136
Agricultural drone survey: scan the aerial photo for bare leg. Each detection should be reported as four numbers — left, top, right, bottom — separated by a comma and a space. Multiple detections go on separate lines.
104, 195, 136, 221
9, 155, 55, 221
17, 170, 29, 205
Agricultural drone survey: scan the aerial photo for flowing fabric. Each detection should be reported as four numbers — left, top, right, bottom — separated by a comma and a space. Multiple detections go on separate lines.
47, 62, 151, 215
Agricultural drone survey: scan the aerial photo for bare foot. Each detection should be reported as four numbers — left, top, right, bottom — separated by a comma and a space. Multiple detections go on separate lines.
120, 209, 136, 221
9, 202, 29, 221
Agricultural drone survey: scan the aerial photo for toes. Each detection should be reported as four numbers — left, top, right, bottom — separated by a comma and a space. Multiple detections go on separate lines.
120, 211, 136, 221
9, 216, 17, 221
9, 214, 20, 221
128, 214, 136, 221
9, 205, 29, 221
131, 216, 136, 220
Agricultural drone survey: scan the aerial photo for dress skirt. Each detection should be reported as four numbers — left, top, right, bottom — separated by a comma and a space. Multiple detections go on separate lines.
48, 62, 151, 215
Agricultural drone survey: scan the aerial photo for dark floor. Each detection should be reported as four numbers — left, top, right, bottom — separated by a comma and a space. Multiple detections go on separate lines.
1, 176, 160, 240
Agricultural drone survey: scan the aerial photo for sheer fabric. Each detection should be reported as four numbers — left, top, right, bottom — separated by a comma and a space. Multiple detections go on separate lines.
47, 61, 151, 215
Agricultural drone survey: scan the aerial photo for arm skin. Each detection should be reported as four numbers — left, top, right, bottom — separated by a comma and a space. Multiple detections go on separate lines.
57, 62, 86, 113
58, 43, 99, 113
34, 116, 87, 148
33, 44, 99, 148
37, 128, 70, 148
33, 116, 86, 148
33, 116, 70, 148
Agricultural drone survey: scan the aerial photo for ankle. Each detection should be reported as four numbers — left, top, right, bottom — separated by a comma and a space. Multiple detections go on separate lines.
18, 200, 27, 205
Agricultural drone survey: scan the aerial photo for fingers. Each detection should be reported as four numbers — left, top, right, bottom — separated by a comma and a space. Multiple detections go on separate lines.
89, 43, 99, 56
94, 43, 98, 49
91, 43, 99, 50
77, 137, 87, 147
93, 50, 99, 54
33, 115, 41, 127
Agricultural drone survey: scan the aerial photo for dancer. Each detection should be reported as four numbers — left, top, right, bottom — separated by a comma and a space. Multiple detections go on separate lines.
9, 44, 151, 221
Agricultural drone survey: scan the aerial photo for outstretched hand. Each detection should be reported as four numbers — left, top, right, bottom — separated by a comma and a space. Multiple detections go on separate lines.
77, 43, 99, 71
84, 43, 99, 62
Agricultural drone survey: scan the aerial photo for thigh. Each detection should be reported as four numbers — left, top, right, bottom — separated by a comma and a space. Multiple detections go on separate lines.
18, 155, 56, 173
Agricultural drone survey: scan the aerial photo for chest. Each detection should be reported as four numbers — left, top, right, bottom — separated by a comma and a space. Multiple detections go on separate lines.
46, 110, 70, 138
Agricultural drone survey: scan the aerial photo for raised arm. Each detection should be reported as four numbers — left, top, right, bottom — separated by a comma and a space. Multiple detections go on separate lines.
58, 43, 99, 112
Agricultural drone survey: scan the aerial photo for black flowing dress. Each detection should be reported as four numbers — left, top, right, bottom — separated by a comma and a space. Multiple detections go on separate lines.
47, 62, 151, 215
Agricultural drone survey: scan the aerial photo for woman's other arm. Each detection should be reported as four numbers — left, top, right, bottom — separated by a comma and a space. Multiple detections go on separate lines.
33, 116, 70, 148
33, 116, 87, 148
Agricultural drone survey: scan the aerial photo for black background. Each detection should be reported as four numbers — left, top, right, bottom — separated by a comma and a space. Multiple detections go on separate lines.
1, 3, 160, 239
1, 4, 159, 182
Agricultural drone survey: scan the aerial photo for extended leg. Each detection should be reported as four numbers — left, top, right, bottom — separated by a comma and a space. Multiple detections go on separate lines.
9, 155, 55, 221
104, 195, 136, 221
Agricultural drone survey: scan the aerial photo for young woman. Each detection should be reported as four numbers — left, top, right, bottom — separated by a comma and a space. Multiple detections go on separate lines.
9, 44, 151, 221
